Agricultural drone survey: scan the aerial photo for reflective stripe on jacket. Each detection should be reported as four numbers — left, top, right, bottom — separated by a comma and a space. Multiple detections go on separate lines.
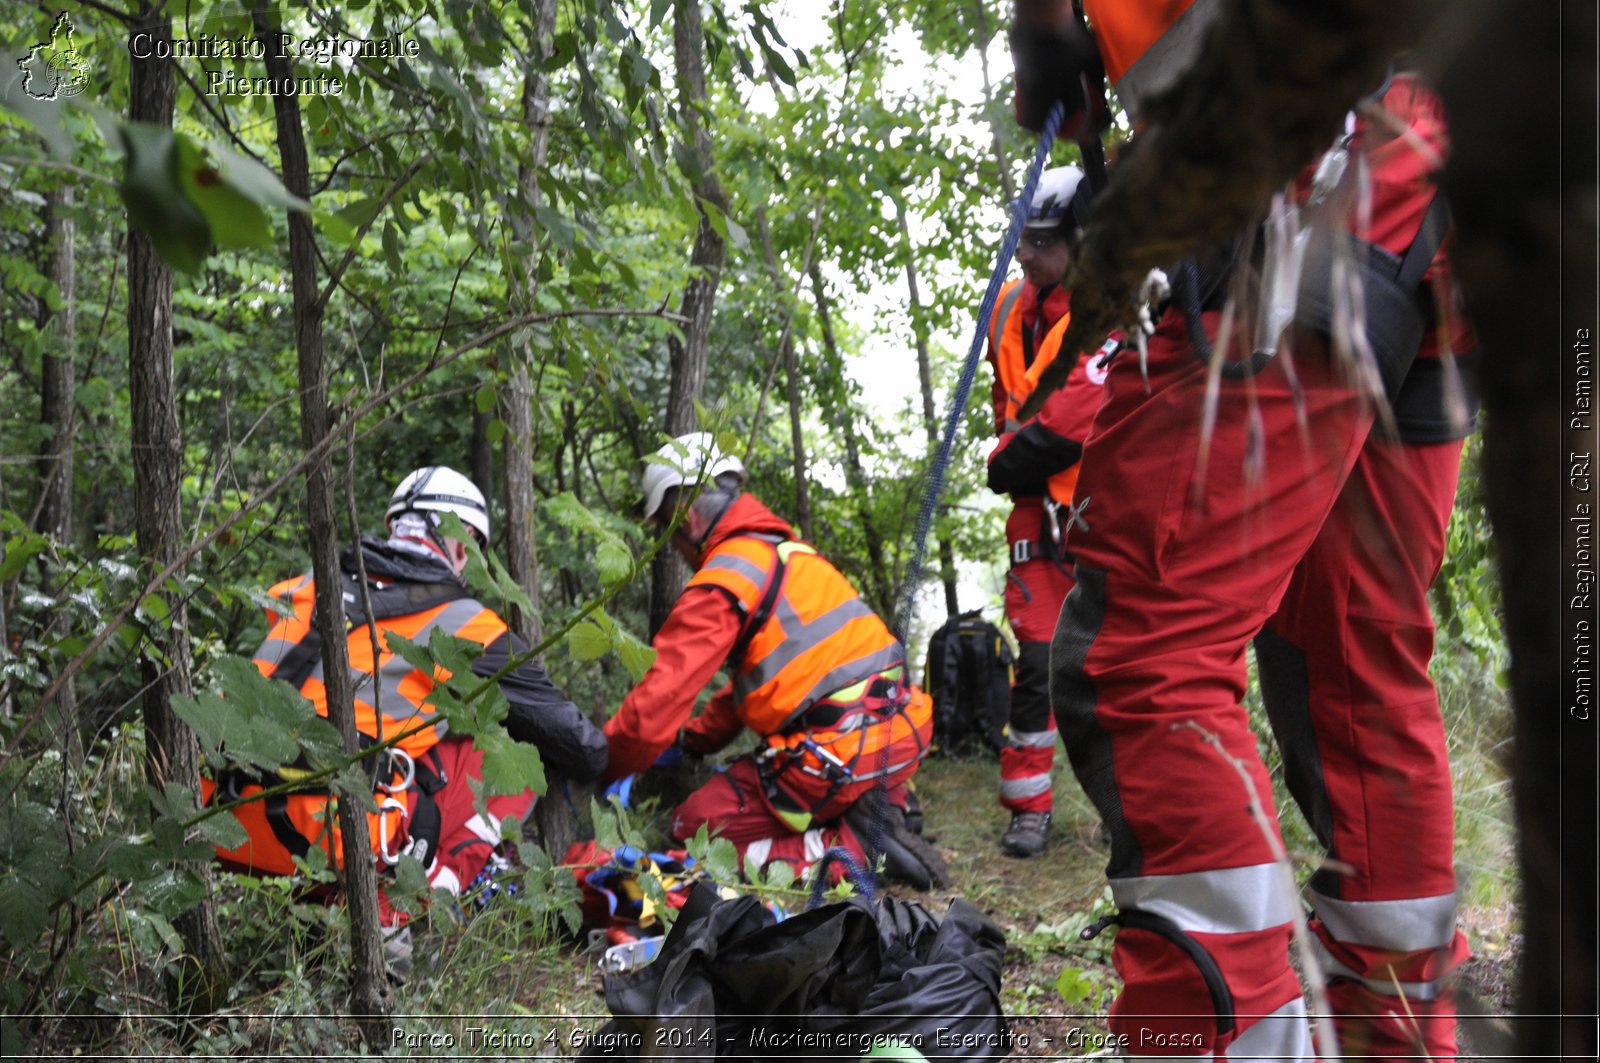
686, 535, 905, 736
989, 278, 1081, 506
254, 571, 508, 760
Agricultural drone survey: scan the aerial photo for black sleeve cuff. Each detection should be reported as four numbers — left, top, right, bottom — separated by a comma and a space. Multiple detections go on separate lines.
987, 423, 1083, 496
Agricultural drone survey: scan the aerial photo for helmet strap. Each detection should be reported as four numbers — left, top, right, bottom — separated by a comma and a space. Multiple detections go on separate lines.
684, 479, 741, 550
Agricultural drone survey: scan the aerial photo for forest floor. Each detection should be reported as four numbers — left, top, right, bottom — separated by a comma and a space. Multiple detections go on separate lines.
484, 748, 1521, 1061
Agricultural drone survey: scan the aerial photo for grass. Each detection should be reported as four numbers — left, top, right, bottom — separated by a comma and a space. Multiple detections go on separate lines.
15, 656, 1517, 1059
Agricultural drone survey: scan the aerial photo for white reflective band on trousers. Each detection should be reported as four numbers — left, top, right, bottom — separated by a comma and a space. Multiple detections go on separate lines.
1008, 726, 1057, 749
1308, 886, 1460, 952
1111, 862, 1299, 935
999, 774, 1052, 800
1311, 939, 1449, 1000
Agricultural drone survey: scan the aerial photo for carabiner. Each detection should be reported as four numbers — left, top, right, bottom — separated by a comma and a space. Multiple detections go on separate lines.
376, 796, 409, 866
379, 748, 415, 794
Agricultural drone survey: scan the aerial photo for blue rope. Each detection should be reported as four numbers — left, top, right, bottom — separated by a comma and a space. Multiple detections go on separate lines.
893, 101, 1066, 646
804, 105, 1066, 912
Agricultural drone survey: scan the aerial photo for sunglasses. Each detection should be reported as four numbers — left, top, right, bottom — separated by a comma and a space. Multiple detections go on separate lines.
1021, 231, 1066, 250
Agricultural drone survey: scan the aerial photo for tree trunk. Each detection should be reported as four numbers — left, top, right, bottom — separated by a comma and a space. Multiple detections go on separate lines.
1436, 3, 1595, 1055
809, 266, 895, 616
254, 6, 391, 1027
896, 206, 960, 618
126, 5, 226, 1012
39, 186, 76, 548
470, 405, 495, 514
755, 210, 813, 540
505, 0, 577, 857
651, 0, 729, 634
38, 185, 82, 767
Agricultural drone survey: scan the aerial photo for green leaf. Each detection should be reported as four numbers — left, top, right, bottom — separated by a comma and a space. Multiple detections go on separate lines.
334, 196, 385, 233
314, 208, 356, 246
567, 616, 611, 662
702, 836, 739, 886
0, 523, 48, 582
171, 656, 327, 773
0, 877, 50, 947
614, 625, 657, 684
135, 868, 207, 919
175, 136, 272, 251
194, 811, 250, 852
117, 122, 210, 273
762, 860, 795, 891
476, 731, 545, 797
595, 540, 633, 585
209, 142, 310, 213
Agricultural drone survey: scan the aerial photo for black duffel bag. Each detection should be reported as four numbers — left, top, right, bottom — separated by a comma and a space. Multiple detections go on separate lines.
581, 882, 1009, 1062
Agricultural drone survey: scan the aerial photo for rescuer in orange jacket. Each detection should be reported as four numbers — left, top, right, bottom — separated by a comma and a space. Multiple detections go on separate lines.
984, 164, 1111, 858
1010, 2, 1476, 1059
215, 466, 607, 976
604, 433, 947, 889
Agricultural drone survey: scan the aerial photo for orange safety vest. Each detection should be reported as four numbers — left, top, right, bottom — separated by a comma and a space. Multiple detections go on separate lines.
203, 570, 510, 876
687, 536, 906, 735
689, 534, 931, 818
1083, 0, 1214, 120
253, 571, 509, 760
989, 279, 1082, 506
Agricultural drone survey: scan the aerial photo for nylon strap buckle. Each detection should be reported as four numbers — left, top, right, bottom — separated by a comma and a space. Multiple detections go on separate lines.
1010, 539, 1034, 565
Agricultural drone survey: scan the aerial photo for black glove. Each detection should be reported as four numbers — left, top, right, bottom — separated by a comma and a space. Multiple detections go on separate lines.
1009, 18, 1111, 137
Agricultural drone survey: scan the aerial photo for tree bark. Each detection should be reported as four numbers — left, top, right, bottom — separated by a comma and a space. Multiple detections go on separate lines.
38, 185, 82, 767
651, 0, 729, 634
896, 206, 960, 618
254, 6, 392, 1027
755, 210, 813, 540
126, 4, 226, 1012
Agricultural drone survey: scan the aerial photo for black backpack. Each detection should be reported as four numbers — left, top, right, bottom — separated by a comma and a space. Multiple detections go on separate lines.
923, 611, 1013, 756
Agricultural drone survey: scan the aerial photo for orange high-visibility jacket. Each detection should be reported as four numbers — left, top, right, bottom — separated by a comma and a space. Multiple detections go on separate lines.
988, 278, 1082, 506
253, 570, 508, 761
686, 535, 906, 737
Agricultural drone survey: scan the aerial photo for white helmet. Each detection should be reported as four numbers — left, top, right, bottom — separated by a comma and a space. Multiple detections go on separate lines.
386, 466, 491, 545
1024, 165, 1088, 231
639, 432, 745, 521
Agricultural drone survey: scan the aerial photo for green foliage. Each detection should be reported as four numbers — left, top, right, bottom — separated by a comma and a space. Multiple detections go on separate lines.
0, 0, 1518, 1049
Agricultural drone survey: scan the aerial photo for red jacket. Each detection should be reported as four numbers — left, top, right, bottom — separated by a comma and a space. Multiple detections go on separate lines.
603, 494, 796, 781
986, 279, 1111, 542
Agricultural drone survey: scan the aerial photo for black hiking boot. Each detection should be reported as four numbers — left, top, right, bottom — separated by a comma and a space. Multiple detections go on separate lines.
845, 792, 950, 890
1001, 810, 1051, 858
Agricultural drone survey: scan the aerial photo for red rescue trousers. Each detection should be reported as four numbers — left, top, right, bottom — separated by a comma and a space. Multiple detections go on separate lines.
1001, 512, 1075, 815
670, 758, 909, 884
1053, 319, 1468, 1060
